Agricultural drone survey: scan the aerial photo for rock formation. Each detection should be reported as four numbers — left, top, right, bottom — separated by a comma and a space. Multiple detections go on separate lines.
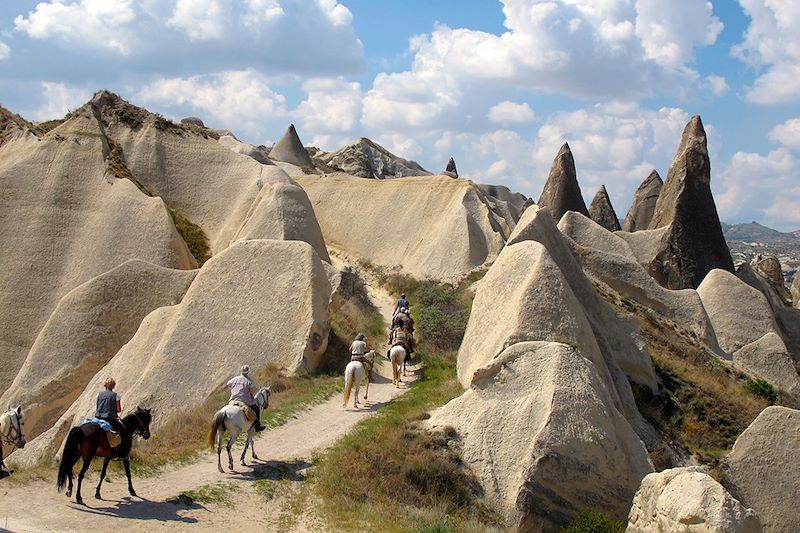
622, 170, 662, 232
0, 261, 196, 440
180, 116, 205, 127
429, 341, 652, 531
723, 406, 800, 532
268, 124, 314, 168
589, 184, 622, 232
697, 269, 800, 397
218, 133, 273, 166
294, 174, 510, 281
476, 184, 533, 228
318, 137, 431, 179
13, 239, 333, 465
627, 467, 761, 532
646, 116, 734, 289
793, 273, 800, 309
537, 142, 589, 223
558, 212, 721, 351
0, 100, 197, 390
443, 157, 458, 178
752, 255, 792, 305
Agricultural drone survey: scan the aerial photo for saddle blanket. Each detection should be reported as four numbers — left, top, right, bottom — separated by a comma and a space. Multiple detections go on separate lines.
228, 400, 256, 422
81, 417, 112, 432
80, 418, 122, 447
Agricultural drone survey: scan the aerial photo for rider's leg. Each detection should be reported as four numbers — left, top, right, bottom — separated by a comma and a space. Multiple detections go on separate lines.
250, 404, 265, 432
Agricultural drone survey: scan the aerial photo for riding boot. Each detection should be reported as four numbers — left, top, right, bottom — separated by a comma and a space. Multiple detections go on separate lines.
251, 404, 265, 432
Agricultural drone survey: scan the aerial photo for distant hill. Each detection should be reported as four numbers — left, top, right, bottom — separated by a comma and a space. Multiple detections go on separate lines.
721, 221, 799, 242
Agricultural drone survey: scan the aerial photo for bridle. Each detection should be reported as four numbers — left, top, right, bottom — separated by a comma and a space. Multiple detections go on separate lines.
1, 410, 25, 449
129, 411, 150, 439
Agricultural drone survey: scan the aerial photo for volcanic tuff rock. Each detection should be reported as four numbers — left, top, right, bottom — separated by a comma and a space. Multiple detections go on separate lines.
626, 467, 761, 533
558, 212, 721, 351
793, 273, 800, 308
295, 173, 510, 281
218, 133, 273, 165
723, 406, 800, 532
233, 166, 330, 261
13, 239, 333, 465
476, 183, 533, 226
318, 137, 431, 179
0, 261, 196, 441
180, 116, 205, 127
623, 170, 663, 232
443, 157, 458, 178
268, 124, 314, 168
500, 206, 658, 400
647, 116, 734, 289
0, 102, 196, 391
430, 341, 652, 531
537, 142, 590, 222
752, 255, 792, 305
589, 184, 622, 232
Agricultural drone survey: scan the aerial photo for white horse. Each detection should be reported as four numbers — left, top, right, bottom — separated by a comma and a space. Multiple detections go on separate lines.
389, 345, 407, 387
0, 406, 25, 477
208, 387, 269, 473
343, 350, 376, 408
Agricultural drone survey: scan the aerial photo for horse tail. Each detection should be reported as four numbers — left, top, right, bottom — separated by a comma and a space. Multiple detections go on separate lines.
343, 365, 354, 407
57, 427, 82, 492
208, 410, 226, 449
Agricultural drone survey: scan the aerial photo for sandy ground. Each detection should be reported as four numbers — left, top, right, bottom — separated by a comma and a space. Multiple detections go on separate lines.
0, 264, 417, 532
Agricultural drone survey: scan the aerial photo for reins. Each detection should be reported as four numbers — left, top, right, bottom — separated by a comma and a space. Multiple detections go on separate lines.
1, 411, 24, 449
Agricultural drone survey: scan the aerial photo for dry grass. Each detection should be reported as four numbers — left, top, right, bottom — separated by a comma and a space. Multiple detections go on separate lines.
592, 280, 773, 469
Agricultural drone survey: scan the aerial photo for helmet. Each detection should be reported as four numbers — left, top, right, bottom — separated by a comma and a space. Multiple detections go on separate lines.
241, 365, 250, 375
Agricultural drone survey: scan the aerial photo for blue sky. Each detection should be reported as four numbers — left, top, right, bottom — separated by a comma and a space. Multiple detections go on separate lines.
2, 0, 800, 229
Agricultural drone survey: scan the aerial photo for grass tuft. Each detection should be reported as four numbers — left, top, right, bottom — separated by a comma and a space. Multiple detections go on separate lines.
744, 378, 778, 404
167, 207, 212, 266
561, 509, 626, 533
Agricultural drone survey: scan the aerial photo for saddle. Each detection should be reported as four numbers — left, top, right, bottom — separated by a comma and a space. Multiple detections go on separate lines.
80, 419, 122, 448
229, 400, 256, 422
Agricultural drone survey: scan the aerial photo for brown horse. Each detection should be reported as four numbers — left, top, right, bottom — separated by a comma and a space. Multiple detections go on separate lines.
57, 407, 152, 504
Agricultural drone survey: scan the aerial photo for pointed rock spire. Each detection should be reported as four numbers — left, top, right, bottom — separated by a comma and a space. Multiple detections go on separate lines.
537, 142, 589, 222
269, 124, 313, 168
588, 185, 622, 232
623, 170, 663, 232
443, 157, 458, 178
646, 116, 734, 289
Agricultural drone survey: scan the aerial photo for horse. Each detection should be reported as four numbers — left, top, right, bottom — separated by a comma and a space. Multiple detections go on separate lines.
0, 406, 25, 478
207, 386, 270, 473
57, 406, 152, 504
343, 350, 376, 408
389, 344, 407, 387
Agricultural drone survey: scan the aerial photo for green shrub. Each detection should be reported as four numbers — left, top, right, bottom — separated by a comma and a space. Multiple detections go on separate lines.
561, 509, 626, 533
744, 379, 778, 404
168, 207, 212, 267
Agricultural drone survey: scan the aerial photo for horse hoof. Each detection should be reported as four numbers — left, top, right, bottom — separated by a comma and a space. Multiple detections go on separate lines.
95, 492, 101, 499
76, 497, 83, 505
129, 490, 138, 498
218, 467, 224, 473
66, 490, 72, 498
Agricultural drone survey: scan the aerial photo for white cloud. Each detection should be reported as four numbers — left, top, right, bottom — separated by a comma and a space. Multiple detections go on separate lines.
32, 82, 93, 120
295, 78, 362, 138
734, 0, 800, 104
137, 70, 287, 138
243, 0, 284, 28
168, 0, 226, 40
704, 74, 729, 96
717, 148, 800, 229
0, 42, 10, 60
14, 0, 137, 54
769, 118, 800, 150
316, 0, 353, 26
488, 101, 535, 124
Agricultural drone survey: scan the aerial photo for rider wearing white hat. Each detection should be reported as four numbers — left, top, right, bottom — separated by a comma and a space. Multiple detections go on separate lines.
227, 365, 265, 432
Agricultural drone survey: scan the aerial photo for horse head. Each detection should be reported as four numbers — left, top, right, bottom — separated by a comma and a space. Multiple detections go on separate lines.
133, 406, 153, 440
2, 405, 25, 449
258, 387, 270, 409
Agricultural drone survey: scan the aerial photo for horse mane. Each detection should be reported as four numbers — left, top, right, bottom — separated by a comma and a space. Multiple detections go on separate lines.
121, 409, 151, 433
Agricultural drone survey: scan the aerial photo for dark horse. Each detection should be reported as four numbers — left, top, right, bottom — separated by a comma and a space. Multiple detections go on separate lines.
57, 407, 152, 504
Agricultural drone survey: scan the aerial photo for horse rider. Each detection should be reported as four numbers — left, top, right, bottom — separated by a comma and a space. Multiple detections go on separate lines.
95, 378, 122, 428
227, 365, 266, 432
392, 308, 410, 330
349, 332, 371, 364
389, 319, 414, 356
393, 293, 409, 317
402, 307, 415, 335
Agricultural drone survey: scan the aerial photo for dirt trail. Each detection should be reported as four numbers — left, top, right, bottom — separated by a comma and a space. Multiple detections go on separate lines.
0, 264, 415, 532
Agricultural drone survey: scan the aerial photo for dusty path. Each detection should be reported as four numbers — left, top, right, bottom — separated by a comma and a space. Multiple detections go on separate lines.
0, 265, 417, 532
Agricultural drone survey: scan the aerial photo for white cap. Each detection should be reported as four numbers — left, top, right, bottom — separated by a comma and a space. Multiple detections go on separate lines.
241, 365, 250, 375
